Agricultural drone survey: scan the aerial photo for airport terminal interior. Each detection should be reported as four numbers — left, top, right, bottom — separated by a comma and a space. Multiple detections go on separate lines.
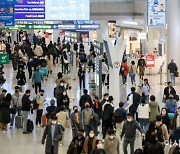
0, 0, 180, 154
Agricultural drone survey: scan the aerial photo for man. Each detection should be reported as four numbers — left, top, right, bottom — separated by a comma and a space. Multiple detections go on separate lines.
34, 43, 43, 57
35, 89, 45, 127
164, 81, 176, 100
89, 41, 94, 53
137, 55, 146, 83
42, 115, 63, 154
155, 115, 169, 142
10, 86, 23, 128
127, 87, 141, 120
46, 99, 58, 120
22, 90, 32, 134
0, 89, 7, 101
79, 89, 92, 110
104, 129, 119, 154
121, 113, 144, 154
114, 102, 127, 138
168, 59, 178, 86
54, 80, 65, 108
165, 94, 177, 113
32, 66, 44, 94
82, 102, 94, 136
102, 96, 114, 140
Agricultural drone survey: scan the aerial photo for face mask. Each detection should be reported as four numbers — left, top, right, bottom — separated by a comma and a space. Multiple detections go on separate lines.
109, 136, 114, 140
51, 121, 56, 125
63, 92, 66, 96
97, 143, 103, 149
89, 133, 94, 138
74, 109, 78, 113
15, 90, 19, 93
40, 94, 44, 96
127, 118, 132, 122
105, 97, 108, 101
169, 97, 173, 99
162, 111, 166, 115
85, 105, 89, 108
60, 84, 64, 86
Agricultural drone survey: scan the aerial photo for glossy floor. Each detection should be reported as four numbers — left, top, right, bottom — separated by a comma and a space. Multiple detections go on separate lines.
0, 62, 179, 154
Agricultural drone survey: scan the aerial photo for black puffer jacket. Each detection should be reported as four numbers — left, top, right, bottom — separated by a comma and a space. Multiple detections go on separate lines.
0, 99, 11, 123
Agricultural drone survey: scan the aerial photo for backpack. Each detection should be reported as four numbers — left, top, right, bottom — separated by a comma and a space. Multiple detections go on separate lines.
114, 108, 123, 123
32, 98, 39, 110
103, 104, 112, 121
145, 142, 162, 154
155, 123, 164, 142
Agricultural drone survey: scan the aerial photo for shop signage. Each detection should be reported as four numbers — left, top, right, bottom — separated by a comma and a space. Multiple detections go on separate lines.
147, 0, 167, 26
6, 24, 100, 30
0, 0, 15, 27
138, 33, 147, 40
0, 54, 9, 64
146, 54, 155, 67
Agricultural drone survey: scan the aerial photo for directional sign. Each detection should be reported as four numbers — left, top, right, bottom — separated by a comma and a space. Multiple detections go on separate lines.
0, 54, 9, 64
6, 24, 100, 30
0, 0, 15, 27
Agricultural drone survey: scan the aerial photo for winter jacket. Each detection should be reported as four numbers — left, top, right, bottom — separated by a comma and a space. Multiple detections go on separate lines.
32, 70, 43, 83
21, 94, 32, 111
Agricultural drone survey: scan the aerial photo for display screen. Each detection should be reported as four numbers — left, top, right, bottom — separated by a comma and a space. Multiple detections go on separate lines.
15, 0, 90, 20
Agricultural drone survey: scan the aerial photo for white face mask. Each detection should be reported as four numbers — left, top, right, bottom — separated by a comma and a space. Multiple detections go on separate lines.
109, 136, 114, 139
89, 133, 94, 138
63, 92, 66, 96
162, 111, 166, 115
97, 143, 103, 149
127, 118, 132, 122
60, 84, 64, 86
51, 121, 56, 125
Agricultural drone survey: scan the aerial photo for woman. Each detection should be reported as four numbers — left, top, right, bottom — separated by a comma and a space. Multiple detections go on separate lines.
92, 96, 101, 118
60, 91, 70, 113
78, 64, 86, 90
121, 59, 129, 85
92, 140, 106, 154
83, 130, 97, 154
0, 93, 12, 131
46, 53, 53, 74
149, 95, 160, 122
137, 98, 150, 132
70, 106, 83, 138
16, 68, 26, 87
160, 108, 170, 132
144, 122, 156, 144
63, 51, 68, 74
55, 72, 67, 86
129, 60, 138, 85
56, 106, 70, 146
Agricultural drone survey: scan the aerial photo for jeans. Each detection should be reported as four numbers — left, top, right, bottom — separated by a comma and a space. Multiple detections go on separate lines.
139, 118, 149, 132
122, 75, 127, 84
36, 109, 43, 125
170, 73, 175, 86
10, 114, 16, 127
22, 111, 29, 132
35, 82, 41, 94
123, 137, 135, 154
84, 125, 91, 136
130, 73, 136, 84
144, 95, 149, 103
116, 122, 123, 139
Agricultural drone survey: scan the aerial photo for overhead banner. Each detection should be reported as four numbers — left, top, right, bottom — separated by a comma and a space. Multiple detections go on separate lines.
15, 0, 90, 20
6, 24, 100, 30
0, 0, 15, 27
147, 0, 166, 26
146, 54, 155, 67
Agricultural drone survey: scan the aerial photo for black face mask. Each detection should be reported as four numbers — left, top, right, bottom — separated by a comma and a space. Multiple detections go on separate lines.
40, 94, 44, 96
15, 90, 19, 93
74, 109, 78, 113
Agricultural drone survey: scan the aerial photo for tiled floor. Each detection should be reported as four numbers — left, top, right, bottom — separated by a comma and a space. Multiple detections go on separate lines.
0, 62, 179, 154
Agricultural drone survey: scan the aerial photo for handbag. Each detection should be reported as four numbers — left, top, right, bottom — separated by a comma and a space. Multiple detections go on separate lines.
63, 58, 68, 64
174, 71, 179, 77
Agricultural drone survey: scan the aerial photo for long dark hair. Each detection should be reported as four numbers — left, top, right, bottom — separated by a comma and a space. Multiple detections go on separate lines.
5, 93, 12, 101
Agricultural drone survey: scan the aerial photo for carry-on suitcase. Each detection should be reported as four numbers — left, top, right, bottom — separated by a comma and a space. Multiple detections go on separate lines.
42, 114, 47, 127
15, 116, 23, 129
27, 119, 34, 132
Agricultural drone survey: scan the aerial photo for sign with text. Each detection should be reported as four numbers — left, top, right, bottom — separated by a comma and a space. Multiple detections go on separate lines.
0, 0, 15, 26
146, 54, 155, 67
15, 0, 90, 20
147, 0, 167, 26
6, 24, 100, 30
0, 54, 9, 64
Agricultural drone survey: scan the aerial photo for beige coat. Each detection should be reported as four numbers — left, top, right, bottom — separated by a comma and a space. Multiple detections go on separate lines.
128, 64, 138, 74
46, 55, 53, 71
155, 122, 169, 141
56, 111, 69, 128
34, 45, 43, 57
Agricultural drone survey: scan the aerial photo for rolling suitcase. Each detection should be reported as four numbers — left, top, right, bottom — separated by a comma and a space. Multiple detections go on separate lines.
42, 114, 47, 127
27, 119, 34, 132
15, 116, 23, 129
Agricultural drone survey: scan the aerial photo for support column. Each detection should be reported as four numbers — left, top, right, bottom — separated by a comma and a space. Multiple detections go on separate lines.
167, 0, 180, 83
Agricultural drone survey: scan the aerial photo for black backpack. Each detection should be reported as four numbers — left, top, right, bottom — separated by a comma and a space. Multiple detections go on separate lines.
155, 123, 164, 142
27, 119, 34, 132
145, 142, 162, 154
103, 104, 112, 121
114, 108, 123, 123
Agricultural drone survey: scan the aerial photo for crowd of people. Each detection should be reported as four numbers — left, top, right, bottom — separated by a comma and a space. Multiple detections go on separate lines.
0, 30, 179, 154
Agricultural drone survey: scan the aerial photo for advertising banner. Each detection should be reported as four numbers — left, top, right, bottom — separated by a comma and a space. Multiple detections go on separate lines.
0, 0, 15, 27
146, 54, 155, 67
147, 0, 167, 26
